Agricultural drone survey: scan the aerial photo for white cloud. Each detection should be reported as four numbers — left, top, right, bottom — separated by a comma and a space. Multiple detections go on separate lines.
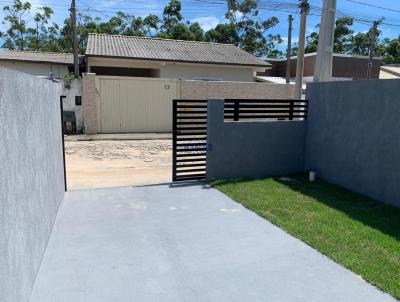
191, 16, 220, 31
30, 0, 45, 11
280, 36, 299, 46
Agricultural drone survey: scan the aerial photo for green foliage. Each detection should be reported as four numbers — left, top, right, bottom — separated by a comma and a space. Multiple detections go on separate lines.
206, 0, 282, 57
27, 6, 54, 51
376, 37, 400, 64
64, 72, 75, 81
0, 0, 31, 50
305, 17, 354, 54
205, 23, 239, 44
213, 175, 400, 299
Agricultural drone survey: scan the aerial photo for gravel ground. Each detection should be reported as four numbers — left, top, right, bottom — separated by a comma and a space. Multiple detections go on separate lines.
65, 140, 172, 190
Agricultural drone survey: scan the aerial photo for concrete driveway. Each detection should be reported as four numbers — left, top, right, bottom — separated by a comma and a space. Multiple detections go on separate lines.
30, 183, 395, 302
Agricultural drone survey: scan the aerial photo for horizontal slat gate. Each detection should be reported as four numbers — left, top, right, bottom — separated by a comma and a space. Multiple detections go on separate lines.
224, 99, 308, 121
173, 100, 208, 182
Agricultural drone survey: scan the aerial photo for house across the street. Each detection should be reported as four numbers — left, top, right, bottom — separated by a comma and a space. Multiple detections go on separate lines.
85, 33, 269, 82
0, 37, 270, 82
257, 52, 382, 84
82, 34, 294, 134
0, 35, 296, 134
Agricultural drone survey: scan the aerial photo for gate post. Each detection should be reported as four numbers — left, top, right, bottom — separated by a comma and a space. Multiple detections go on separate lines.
233, 100, 240, 121
60, 95, 67, 192
172, 99, 177, 181
289, 99, 294, 120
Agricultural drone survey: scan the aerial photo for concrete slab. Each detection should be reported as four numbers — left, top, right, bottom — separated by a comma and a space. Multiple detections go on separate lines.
65, 133, 172, 142
30, 184, 395, 302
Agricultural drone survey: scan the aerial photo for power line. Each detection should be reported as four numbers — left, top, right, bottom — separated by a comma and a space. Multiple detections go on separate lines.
344, 0, 400, 14
77, 0, 110, 17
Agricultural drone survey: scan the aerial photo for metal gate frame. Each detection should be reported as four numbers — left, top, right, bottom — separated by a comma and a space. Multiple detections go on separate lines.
172, 100, 208, 181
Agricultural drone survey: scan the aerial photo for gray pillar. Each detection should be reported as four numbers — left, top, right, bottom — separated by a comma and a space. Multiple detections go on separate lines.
206, 99, 224, 180
314, 0, 337, 82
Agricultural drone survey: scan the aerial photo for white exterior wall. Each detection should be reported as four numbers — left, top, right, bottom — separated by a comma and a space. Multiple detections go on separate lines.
61, 79, 84, 132
0, 61, 69, 79
160, 64, 255, 82
87, 57, 261, 82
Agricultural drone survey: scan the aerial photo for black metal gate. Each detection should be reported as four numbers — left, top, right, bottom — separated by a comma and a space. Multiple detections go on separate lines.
172, 100, 208, 181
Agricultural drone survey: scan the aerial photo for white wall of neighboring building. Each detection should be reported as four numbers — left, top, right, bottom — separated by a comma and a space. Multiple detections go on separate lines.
0, 61, 69, 79
160, 63, 255, 82
87, 57, 261, 82
61, 79, 84, 132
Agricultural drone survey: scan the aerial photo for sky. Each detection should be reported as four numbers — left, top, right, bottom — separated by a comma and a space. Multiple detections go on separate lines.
0, 0, 399, 52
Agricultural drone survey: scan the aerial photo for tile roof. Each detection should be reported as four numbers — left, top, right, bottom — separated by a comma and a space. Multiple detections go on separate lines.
86, 34, 270, 67
0, 50, 84, 65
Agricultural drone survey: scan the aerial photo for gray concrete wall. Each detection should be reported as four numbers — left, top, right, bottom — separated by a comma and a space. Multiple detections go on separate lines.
206, 99, 306, 180
0, 68, 65, 302
61, 78, 83, 132
305, 79, 400, 207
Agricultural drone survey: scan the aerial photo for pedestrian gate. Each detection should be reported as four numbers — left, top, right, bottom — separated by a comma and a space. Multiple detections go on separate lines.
172, 100, 208, 181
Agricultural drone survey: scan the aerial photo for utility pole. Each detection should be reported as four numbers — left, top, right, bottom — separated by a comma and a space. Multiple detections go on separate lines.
367, 21, 378, 79
294, 0, 309, 99
314, 0, 337, 82
70, 0, 79, 78
286, 15, 293, 84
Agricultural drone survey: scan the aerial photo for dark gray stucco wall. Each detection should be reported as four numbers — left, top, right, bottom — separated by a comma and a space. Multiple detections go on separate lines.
0, 68, 65, 302
206, 99, 306, 180
305, 79, 400, 207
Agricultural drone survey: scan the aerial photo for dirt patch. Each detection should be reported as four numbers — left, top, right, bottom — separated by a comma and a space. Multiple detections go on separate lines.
65, 140, 172, 190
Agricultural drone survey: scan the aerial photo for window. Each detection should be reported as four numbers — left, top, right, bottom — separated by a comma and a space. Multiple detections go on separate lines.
75, 96, 82, 106
192, 77, 223, 81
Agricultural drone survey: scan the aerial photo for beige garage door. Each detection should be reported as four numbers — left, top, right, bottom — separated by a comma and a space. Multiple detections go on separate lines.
97, 76, 180, 133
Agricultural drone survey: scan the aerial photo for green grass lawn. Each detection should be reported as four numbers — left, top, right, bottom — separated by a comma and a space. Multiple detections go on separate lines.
212, 175, 400, 299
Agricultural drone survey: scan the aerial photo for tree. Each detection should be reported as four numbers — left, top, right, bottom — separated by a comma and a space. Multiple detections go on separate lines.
27, 6, 54, 51
305, 31, 318, 53
376, 37, 400, 64
333, 17, 354, 53
205, 0, 281, 56
188, 21, 204, 41
205, 23, 239, 44
155, 0, 204, 41
143, 14, 160, 36
44, 22, 61, 52
159, 0, 183, 37
305, 17, 354, 54
351, 20, 383, 57
0, 0, 32, 50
